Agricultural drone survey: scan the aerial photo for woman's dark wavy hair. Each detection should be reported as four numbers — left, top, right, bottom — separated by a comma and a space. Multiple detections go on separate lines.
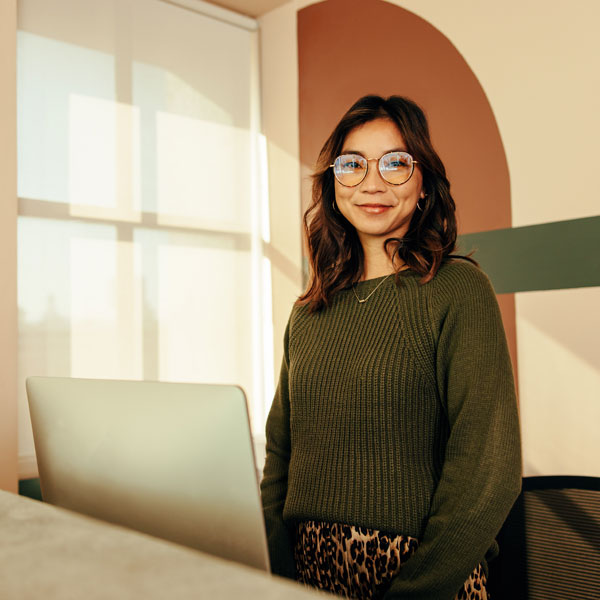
297, 94, 475, 312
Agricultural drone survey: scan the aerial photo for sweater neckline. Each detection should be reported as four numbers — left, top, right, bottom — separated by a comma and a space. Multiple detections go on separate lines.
356, 274, 392, 285
354, 268, 416, 288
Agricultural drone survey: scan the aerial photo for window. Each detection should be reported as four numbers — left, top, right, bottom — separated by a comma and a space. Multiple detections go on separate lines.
17, 0, 272, 476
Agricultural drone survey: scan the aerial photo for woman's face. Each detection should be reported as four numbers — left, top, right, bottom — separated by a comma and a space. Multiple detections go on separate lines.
334, 118, 425, 248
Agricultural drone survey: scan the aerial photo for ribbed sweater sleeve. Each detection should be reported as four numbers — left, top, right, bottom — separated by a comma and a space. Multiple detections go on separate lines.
383, 264, 522, 600
260, 321, 297, 578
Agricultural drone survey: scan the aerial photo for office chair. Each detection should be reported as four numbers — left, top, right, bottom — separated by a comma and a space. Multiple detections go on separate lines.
488, 475, 600, 599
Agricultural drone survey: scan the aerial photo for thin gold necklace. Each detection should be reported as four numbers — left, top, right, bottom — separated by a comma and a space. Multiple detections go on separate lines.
352, 273, 393, 304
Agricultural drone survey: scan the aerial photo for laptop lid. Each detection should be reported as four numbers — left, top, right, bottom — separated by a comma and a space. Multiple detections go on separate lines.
26, 376, 270, 572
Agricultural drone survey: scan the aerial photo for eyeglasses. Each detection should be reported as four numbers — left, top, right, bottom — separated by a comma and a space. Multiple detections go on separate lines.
330, 151, 418, 187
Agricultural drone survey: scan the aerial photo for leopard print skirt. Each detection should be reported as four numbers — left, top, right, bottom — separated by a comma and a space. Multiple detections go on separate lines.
294, 520, 488, 600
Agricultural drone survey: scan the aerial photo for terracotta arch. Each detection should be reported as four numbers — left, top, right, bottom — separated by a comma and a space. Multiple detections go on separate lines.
297, 0, 517, 381
298, 0, 511, 235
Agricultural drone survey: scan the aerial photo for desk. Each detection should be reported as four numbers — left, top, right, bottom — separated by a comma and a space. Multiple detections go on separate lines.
0, 490, 328, 599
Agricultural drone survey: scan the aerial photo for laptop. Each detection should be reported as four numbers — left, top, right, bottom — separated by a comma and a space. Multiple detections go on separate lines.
26, 376, 270, 572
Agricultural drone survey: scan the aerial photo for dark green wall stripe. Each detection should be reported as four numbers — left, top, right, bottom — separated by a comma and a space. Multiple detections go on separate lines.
458, 216, 600, 294
18, 477, 42, 501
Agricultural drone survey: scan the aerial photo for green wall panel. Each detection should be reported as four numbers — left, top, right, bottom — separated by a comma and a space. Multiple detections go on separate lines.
459, 216, 600, 294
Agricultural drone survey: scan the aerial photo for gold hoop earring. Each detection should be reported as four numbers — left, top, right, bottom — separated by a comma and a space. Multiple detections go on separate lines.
332, 200, 340, 214
416, 200, 423, 211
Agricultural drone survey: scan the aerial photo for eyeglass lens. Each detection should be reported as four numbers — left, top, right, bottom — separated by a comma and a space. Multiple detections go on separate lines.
333, 152, 414, 186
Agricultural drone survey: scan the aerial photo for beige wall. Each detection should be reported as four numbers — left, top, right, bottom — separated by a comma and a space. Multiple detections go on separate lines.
515, 287, 600, 476
0, 0, 18, 492
386, 0, 600, 228
259, 2, 304, 380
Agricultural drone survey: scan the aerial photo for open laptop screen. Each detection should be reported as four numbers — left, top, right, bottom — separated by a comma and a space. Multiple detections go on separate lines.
27, 376, 270, 572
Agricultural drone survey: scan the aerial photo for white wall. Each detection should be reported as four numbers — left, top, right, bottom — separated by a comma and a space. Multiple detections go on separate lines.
0, 0, 18, 492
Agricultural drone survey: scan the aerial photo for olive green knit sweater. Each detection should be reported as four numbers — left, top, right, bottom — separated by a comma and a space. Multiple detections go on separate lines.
260, 261, 522, 600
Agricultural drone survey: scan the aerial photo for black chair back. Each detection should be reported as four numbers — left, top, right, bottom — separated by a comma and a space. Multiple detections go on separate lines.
488, 475, 600, 599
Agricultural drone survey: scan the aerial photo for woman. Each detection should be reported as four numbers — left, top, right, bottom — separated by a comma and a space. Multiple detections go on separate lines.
260, 95, 521, 600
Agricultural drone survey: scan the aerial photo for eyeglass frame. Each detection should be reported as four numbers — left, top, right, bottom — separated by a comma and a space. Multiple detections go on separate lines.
330, 151, 419, 187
